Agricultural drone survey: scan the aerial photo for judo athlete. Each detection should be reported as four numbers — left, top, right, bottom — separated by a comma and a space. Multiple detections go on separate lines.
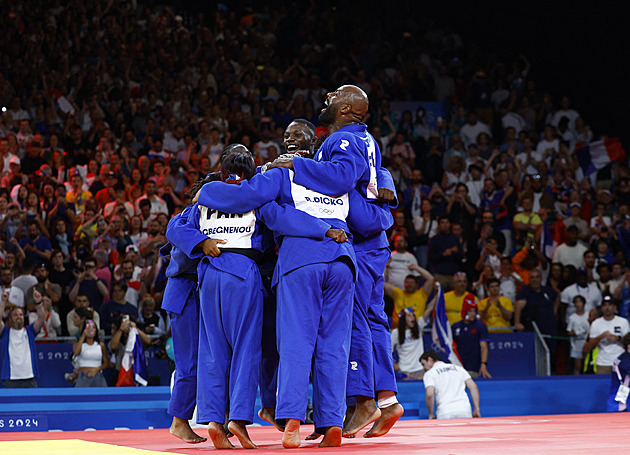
268, 85, 404, 437
160, 172, 226, 443
188, 147, 347, 449
258, 119, 320, 431
195, 161, 385, 448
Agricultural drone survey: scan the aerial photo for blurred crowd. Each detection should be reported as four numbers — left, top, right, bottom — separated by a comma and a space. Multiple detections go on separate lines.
0, 0, 628, 382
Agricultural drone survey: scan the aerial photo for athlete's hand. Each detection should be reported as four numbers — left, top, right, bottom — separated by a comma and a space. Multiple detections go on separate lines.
201, 238, 227, 257
472, 409, 481, 418
325, 229, 347, 243
266, 156, 294, 171
377, 187, 395, 203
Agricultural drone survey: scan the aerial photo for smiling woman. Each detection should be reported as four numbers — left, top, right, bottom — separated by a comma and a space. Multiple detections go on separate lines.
72, 319, 108, 388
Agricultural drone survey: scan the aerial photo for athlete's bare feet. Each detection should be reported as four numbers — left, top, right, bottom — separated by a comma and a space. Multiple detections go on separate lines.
319, 426, 342, 448
282, 419, 301, 448
208, 422, 235, 449
344, 405, 356, 426
258, 407, 284, 431
169, 417, 207, 443
305, 431, 322, 441
364, 403, 404, 438
342, 399, 381, 437
227, 420, 258, 449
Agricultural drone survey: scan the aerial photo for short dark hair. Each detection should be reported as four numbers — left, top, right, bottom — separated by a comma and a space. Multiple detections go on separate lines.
220, 143, 253, 164
291, 118, 317, 138
112, 280, 128, 293
572, 295, 586, 305
75, 307, 94, 320
420, 349, 440, 362
622, 333, 630, 350
221, 148, 255, 180
596, 262, 610, 273
139, 199, 151, 208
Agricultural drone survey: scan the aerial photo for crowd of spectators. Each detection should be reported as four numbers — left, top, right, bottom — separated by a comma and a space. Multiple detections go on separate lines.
1, 1, 629, 384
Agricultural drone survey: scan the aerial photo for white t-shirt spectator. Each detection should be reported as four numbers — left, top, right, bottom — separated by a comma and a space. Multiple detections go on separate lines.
588, 316, 630, 366
29, 310, 62, 338
134, 195, 169, 216
561, 283, 603, 323
392, 316, 428, 373
423, 361, 472, 419
8, 328, 34, 380
459, 122, 491, 148
536, 138, 559, 159
551, 109, 580, 131
11, 275, 38, 295
387, 251, 419, 290
552, 243, 587, 269
567, 312, 590, 358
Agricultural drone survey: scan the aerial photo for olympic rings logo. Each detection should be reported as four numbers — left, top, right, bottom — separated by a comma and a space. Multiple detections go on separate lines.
319, 208, 334, 215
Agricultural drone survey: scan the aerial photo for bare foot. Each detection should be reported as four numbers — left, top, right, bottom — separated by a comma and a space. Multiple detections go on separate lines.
282, 419, 301, 448
342, 400, 381, 437
343, 405, 355, 426
364, 403, 404, 438
169, 417, 207, 443
319, 426, 342, 448
258, 407, 284, 432
228, 420, 257, 449
305, 431, 322, 441
208, 422, 235, 449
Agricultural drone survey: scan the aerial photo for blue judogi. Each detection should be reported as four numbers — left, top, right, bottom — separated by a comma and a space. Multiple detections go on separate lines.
345, 186, 397, 400
160, 206, 209, 421
197, 168, 358, 430
290, 124, 399, 398
188, 196, 334, 425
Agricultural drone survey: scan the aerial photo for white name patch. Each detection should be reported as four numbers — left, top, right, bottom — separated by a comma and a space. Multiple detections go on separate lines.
198, 205, 256, 249
289, 171, 349, 221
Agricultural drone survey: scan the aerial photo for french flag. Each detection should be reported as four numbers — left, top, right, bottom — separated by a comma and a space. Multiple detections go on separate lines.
431, 284, 463, 366
116, 327, 148, 387
575, 138, 626, 176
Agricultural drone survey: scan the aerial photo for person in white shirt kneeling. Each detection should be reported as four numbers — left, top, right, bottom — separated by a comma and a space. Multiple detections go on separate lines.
420, 349, 481, 419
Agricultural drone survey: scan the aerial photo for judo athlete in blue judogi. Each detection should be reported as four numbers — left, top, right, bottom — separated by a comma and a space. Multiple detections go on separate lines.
187, 148, 345, 449
196, 163, 375, 448
268, 85, 404, 438
160, 172, 228, 444
257, 119, 320, 431
160, 207, 210, 443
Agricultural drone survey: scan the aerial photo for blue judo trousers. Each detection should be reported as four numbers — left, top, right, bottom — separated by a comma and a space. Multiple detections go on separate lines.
345, 191, 398, 399
161, 206, 209, 420
290, 123, 399, 400
197, 168, 360, 430
187, 196, 334, 424
259, 259, 279, 409
196, 252, 264, 424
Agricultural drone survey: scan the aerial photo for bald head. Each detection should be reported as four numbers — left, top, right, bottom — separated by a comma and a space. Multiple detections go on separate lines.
337, 85, 369, 117
319, 85, 369, 132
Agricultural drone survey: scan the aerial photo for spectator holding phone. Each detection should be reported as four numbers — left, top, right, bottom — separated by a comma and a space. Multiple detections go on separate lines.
72, 319, 108, 387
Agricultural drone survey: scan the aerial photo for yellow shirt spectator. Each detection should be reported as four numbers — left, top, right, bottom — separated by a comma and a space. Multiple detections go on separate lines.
385, 264, 435, 328
478, 296, 514, 332
478, 278, 514, 332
